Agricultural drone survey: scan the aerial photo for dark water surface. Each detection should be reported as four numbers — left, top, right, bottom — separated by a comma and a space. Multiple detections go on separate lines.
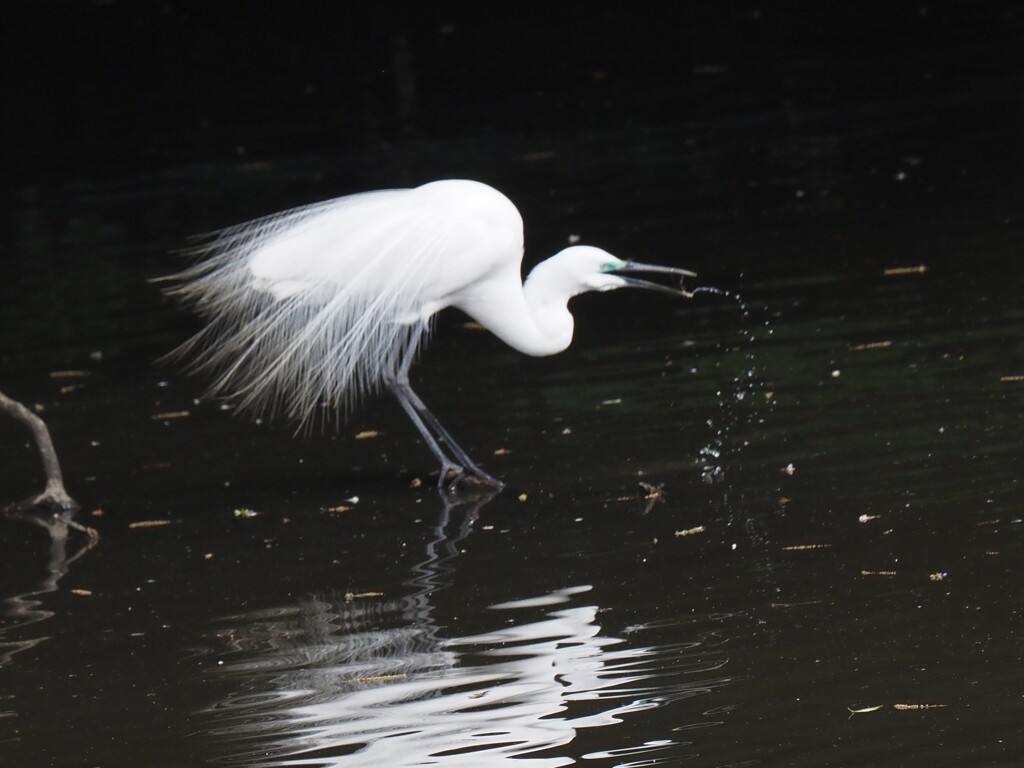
3, 5, 1023, 767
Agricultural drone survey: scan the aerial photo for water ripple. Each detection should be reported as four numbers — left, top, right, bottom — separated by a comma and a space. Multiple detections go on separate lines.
196, 586, 733, 766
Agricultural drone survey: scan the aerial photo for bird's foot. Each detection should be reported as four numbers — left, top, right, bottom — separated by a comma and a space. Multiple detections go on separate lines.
437, 464, 504, 494
454, 469, 504, 493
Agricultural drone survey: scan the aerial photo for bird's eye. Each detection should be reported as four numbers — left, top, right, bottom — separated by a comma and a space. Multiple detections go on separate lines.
600, 262, 617, 273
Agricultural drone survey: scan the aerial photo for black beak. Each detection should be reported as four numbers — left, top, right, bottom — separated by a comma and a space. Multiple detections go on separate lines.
618, 261, 696, 298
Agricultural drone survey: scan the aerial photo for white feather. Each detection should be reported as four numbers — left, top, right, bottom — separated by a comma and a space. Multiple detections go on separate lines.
166, 180, 525, 428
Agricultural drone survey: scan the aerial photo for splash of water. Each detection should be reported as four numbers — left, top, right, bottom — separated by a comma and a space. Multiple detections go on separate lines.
690, 285, 774, 484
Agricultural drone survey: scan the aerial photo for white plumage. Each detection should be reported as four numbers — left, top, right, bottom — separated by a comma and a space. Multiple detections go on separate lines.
168, 179, 694, 489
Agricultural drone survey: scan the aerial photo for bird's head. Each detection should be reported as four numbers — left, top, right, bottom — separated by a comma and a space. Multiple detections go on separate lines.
549, 246, 696, 298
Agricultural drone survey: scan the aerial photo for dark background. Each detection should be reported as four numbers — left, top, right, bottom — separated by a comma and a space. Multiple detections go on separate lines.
7, 3, 1022, 178
7, 2, 1023, 239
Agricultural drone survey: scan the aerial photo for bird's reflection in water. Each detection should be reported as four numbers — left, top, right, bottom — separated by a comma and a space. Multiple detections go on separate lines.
0, 508, 99, 667
198, 498, 734, 766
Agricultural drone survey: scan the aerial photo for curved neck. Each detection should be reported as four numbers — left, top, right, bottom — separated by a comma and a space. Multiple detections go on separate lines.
520, 263, 576, 355
455, 259, 576, 357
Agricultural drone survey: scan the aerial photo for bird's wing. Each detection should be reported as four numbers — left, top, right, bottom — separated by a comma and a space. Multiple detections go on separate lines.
165, 188, 472, 426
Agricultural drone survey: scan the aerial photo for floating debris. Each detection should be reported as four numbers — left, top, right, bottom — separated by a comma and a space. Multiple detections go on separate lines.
883, 265, 928, 276
128, 520, 176, 529
493, 447, 511, 456
851, 341, 893, 351
847, 705, 883, 717
151, 410, 190, 420
49, 370, 91, 379
632, 482, 666, 513
674, 526, 706, 537
354, 430, 379, 439
780, 463, 796, 475
771, 600, 824, 609
929, 572, 949, 582
70, 588, 93, 597
518, 493, 528, 502
233, 508, 261, 519
782, 543, 832, 551
1000, 375, 1024, 383
324, 504, 353, 513
849, 702, 948, 718
352, 673, 407, 684
861, 570, 898, 577
639, 482, 664, 500
858, 514, 881, 523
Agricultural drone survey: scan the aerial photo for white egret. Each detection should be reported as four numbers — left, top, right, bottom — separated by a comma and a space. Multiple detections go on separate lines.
167, 179, 695, 490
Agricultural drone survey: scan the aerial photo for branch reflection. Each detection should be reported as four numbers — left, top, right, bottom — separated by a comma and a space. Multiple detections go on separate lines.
0, 508, 99, 667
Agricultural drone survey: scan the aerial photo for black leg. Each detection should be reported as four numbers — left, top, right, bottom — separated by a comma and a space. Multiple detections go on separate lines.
385, 332, 503, 490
